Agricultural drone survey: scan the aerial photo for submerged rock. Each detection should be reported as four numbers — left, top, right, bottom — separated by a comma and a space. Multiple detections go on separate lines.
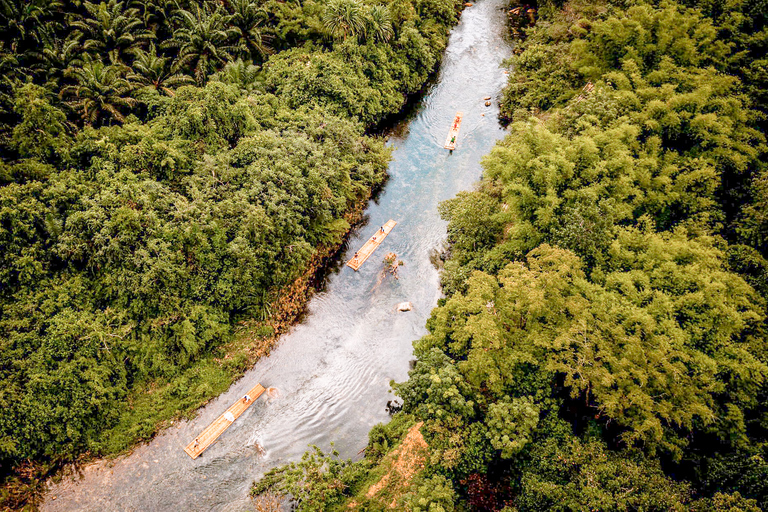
397, 302, 413, 312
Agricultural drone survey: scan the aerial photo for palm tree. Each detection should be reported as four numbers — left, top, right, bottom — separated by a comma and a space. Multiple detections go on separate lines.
322, 0, 366, 41
227, 0, 270, 63
32, 27, 83, 84
0, 0, 62, 52
62, 57, 137, 125
71, 0, 154, 64
0, 43, 22, 115
129, 0, 176, 29
163, 4, 238, 85
213, 59, 263, 93
365, 5, 393, 43
127, 43, 193, 96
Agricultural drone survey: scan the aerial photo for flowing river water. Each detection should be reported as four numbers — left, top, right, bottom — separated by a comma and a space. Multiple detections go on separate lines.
43, 1, 512, 509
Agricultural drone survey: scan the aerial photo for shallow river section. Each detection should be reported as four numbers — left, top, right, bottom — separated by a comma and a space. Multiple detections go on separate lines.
43, 2, 512, 509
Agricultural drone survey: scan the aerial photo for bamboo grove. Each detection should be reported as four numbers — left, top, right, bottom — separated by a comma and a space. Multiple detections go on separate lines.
252, 0, 768, 510
0, 0, 464, 504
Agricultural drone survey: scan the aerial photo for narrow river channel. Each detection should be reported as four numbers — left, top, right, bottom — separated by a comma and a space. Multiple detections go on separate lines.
43, 1, 512, 509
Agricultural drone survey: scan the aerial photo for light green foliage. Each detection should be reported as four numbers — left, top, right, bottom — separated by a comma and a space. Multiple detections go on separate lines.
485, 397, 539, 458
10, 83, 71, 163
413, 239, 765, 456
403, 474, 456, 512
247, 0, 768, 509
366, 5, 394, 43
396, 348, 476, 422
699, 492, 763, 512
365, 413, 415, 462
211, 59, 264, 94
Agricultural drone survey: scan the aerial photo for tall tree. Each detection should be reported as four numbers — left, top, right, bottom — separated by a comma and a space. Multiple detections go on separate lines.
71, 0, 154, 64
212, 58, 262, 93
62, 57, 137, 124
128, 43, 193, 96
163, 4, 238, 84
322, 0, 366, 41
33, 29, 83, 84
0, 0, 62, 52
227, 0, 271, 63
365, 5, 393, 43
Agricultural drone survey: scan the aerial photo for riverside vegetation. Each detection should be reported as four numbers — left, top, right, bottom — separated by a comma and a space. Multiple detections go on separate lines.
252, 0, 768, 510
0, 0, 465, 507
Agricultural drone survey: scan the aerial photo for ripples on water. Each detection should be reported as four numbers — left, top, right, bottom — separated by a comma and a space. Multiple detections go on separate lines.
43, 1, 513, 510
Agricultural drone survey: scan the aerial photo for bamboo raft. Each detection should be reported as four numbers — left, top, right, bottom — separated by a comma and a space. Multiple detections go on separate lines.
346, 219, 397, 271
444, 112, 463, 150
184, 383, 265, 459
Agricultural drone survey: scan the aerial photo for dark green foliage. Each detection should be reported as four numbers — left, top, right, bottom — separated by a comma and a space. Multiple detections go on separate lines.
62, 57, 138, 124
71, 0, 154, 64
162, 3, 239, 85
514, 428, 695, 510
227, 0, 271, 63
0, 0, 459, 131
127, 43, 195, 96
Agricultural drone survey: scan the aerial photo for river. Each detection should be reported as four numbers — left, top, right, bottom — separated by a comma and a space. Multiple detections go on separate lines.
43, 1, 512, 509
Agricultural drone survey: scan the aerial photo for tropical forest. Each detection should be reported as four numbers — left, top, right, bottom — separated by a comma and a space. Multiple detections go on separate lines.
0, 0, 767, 510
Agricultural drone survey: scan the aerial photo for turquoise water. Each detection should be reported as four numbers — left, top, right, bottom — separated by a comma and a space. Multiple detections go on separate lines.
43, 2, 512, 509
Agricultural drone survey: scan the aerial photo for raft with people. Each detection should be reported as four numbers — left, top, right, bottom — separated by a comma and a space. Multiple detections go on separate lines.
347, 220, 398, 271
444, 112, 463, 150
184, 383, 266, 459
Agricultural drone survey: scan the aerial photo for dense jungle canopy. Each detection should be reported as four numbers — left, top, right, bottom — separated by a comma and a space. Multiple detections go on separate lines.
252, 0, 768, 510
0, 0, 464, 505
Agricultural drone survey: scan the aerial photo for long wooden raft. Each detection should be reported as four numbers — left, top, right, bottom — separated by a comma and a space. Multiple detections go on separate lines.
346, 219, 397, 271
444, 112, 463, 150
184, 383, 265, 459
